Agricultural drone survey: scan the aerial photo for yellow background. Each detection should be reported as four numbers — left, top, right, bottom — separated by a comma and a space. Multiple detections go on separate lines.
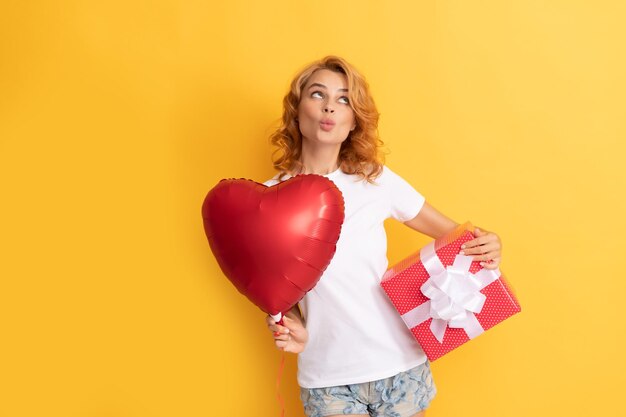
1, 1, 624, 416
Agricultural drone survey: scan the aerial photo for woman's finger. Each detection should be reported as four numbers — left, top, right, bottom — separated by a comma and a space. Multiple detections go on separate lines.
276, 334, 291, 344
462, 236, 487, 248
480, 257, 501, 269
461, 233, 496, 248
461, 241, 500, 256
470, 250, 501, 262
274, 333, 290, 341
269, 324, 290, 334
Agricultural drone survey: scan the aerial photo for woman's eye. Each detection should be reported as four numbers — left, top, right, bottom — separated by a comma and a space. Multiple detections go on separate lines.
339, 96, 350, 104
311, 91, 323, 98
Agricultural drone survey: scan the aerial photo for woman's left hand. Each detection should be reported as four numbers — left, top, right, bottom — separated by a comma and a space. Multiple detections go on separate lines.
459, 227, 502, 270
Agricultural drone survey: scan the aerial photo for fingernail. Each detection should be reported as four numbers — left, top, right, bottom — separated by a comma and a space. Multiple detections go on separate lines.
480, 262, 485, 266
460, 251, 465, 255
273, 331, 280, 337
284, 328, 290, 334
461, 244, 466, 249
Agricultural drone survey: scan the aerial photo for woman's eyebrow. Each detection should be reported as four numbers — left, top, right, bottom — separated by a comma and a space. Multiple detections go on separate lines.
308, 82, 348, 92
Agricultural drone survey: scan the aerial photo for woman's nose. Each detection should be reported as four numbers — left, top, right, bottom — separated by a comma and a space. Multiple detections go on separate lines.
323, 106, 335, 113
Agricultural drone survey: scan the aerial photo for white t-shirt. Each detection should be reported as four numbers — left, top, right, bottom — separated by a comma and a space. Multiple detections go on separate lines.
263, 165, 428, 389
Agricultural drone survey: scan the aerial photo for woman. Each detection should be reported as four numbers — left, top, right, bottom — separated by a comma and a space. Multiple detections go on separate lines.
263, 56, 502, 417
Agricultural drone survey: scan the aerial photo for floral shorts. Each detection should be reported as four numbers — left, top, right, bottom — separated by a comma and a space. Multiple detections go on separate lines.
300, 361, 436, 417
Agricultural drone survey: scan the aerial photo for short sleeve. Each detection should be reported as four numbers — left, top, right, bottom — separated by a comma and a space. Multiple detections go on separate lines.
384, 166, 426, 222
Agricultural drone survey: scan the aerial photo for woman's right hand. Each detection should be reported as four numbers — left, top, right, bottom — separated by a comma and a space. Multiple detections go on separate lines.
266, 310, 308, 354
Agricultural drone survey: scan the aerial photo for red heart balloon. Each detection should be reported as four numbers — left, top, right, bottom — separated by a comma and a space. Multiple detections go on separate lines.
201, 174, 344, 317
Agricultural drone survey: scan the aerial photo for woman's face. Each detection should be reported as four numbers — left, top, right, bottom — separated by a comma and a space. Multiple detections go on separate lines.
297, 69, 356, 147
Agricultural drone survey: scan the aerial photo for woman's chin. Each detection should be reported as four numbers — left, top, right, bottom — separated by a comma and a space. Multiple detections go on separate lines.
303, 134, 349, 146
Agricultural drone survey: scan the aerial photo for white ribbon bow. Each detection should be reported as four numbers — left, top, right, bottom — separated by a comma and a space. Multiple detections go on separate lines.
400, 241, 502, 343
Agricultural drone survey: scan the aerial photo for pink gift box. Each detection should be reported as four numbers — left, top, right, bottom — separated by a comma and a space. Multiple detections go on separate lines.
381, 222, 521, 361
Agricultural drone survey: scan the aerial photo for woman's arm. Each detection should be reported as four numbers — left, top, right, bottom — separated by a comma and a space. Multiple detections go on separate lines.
403, 202, 459, 239
403, 202, 502, 270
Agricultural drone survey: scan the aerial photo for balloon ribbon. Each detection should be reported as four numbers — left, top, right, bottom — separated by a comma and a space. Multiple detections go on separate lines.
276, 350, 286, 417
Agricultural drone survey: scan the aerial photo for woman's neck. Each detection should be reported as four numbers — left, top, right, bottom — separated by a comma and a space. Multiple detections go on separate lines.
296, 141, 341, 175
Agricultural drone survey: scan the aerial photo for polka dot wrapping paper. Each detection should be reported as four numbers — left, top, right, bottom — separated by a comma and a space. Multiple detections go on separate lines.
380, 221, 521, 361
